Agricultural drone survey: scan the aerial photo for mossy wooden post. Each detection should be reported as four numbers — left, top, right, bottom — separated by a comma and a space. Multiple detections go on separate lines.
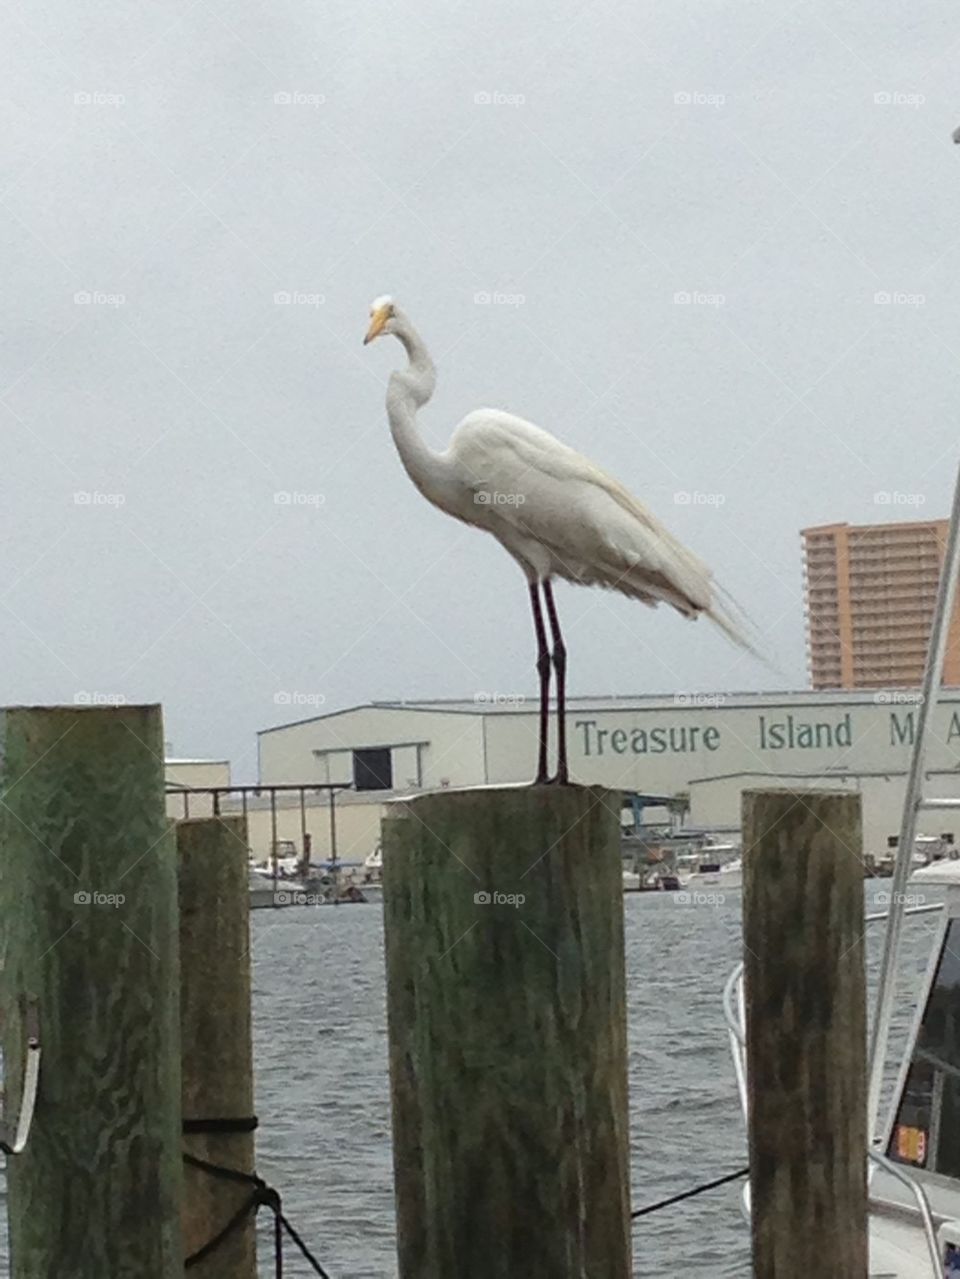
178, 816, 257, 1277
0, 704, 182, 1277
382, 785, 631, 1279
742, 788, 867, 1279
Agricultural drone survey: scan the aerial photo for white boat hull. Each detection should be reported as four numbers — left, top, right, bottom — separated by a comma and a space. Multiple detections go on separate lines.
681, 860, 742, 891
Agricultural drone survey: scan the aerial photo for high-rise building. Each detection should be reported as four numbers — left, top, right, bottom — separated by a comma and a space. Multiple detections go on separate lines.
802, 518, 960, 690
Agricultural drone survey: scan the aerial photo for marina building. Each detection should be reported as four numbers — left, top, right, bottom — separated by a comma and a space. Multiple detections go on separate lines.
255, 690, 960, 864
802, 518, 960, 690
164, 757, 230, 818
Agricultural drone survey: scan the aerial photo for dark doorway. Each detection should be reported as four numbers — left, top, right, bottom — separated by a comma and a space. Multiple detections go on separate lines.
353, 747, 393, 792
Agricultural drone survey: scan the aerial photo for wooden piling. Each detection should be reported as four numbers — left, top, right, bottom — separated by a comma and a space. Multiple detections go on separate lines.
0, 705, 182, 1276
381, 785, 631, 1279
742, 788, 867, 1279
178, 816, 257, 1277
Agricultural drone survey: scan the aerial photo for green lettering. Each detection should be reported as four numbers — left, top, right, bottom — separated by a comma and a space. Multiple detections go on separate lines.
576, 720, 598, 756
890, 712, 915, 747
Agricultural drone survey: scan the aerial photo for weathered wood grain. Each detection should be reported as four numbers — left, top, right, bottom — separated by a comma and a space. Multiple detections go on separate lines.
382, 785, 631, 1279
178, 815, 256, 1278
0, 704, 182, 1277
742, 788, 867, 1279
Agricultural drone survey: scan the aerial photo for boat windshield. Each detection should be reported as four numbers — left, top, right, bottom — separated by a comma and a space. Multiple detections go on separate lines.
887, 915, 960, 1176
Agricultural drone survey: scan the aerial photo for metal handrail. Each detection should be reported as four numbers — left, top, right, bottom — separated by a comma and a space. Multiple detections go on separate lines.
867, 460, 960, 1138
868, 1149, 940, 1276
864, 902, 945, 923
722, 963, 747, 1118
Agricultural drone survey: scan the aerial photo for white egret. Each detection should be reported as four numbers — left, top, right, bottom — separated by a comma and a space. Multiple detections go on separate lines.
364, 296, 755, 784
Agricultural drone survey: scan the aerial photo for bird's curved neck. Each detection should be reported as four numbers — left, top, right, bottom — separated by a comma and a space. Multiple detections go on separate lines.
396, 322, 435, 401
386, 321, 443, 494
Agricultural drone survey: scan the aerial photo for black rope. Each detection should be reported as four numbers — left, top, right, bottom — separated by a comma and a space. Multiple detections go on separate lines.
183, 1118, 744, 1261
183, 1146, 332, 1277
631, 1166, 749, 1219
183, 1184, 266, 1268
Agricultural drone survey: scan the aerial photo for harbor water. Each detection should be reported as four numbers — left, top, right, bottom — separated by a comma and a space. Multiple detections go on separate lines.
0, 883, 940, 1277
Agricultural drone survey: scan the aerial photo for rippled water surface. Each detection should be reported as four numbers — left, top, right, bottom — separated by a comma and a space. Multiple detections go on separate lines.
0, 884, 942, 1277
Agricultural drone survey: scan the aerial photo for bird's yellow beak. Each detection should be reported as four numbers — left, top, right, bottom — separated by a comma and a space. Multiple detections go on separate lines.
363, 306, 391, 345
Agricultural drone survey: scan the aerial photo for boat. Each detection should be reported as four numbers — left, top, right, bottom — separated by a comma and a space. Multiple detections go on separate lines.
621, 867, 681, 893
676, 840, 742, 891
684, 856, 742, 890
725, 884, 959, 1274
355, 844, 385, 902
247, 853, 379, 909
911, 856, 960, 887
721, 461, 960, 1273
869, 888, 960, 1273
619, 793, 742, 893
620, 792, 689, 891
873, 834, 951, 878
248, 863, 314, 910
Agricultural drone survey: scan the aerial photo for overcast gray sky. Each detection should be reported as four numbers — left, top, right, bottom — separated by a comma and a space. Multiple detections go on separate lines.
4, 0, 960, 779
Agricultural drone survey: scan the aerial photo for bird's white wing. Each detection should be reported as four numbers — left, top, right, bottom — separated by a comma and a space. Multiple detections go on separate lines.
447, 409, 714, 614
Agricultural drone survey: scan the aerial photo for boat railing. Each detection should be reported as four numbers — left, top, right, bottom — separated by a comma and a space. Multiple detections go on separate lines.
866, 1148, 941, 1275
721, 901, 944, 1275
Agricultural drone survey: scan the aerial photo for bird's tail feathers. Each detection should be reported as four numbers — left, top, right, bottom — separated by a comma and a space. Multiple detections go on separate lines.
706, 585, 783, 677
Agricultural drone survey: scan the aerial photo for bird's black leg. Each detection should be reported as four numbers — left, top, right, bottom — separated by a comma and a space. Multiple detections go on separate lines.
543, 580, 569, 785
529, 582, 551, 784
